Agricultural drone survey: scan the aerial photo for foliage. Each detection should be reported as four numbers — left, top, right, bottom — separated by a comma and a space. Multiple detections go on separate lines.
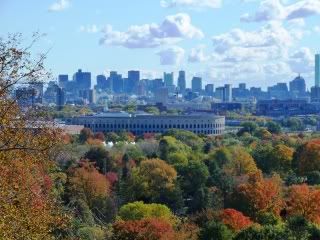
293, 139, 320, 175
118, 201, 175, 222
199, 220, 234, 240
112, 218, 175, 240
219, 209, 253, 232
287, 184, 320, 224
236, 171, 284, 217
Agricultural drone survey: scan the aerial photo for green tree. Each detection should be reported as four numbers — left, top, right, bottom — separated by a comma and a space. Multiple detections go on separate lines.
266, 121, 282, 134
118, 201, 174, 222
199, 221, 233, 240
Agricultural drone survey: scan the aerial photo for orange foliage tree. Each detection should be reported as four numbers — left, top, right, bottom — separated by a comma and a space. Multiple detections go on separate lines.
293, 139, 320, 175
68, 161, 110, 208
112, 218, 175, 240
237, 171, 284, 217
286, 184, 320, 224
219, 208, 253, 232
0, 33, 70, 239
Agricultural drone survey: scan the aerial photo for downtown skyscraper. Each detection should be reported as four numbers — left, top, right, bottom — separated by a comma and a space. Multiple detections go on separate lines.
316, 54, 320, 87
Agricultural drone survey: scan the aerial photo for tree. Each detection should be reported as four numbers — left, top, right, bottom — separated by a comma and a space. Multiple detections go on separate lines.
179, 160, 210, 213
67, 161, 113, 223
0, 34, 69, 238
224, 147, 258, 176
118, 201, 175, 223
112, 218, 175, 240
238, 121, 258, 136
127, 159, 178, 204
159, 136, 191, 161
199, 221, 233, 240
219, 209, 253, 232
84, 146, 113, 174
287, 184, 320, 224
266, 121, 282, 134
270, 144, 294, 173
236, 171, 284, 217
79, 128, 94, 143
293, 139, 320, 175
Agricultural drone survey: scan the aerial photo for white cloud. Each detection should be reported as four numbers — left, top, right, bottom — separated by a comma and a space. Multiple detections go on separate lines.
202, 20, 313, 87
160, 0, 222, 9
49, 0, 70, 12
99, 13, 203, 49
288, 47, 314, 73
212, 21, 294, 57
80, 25, 100, 33
157, 46, 185, 65
188, 45, 210, 62
241, 0, 320, 22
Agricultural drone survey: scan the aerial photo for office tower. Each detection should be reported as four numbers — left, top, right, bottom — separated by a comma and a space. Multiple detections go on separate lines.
316, 54, 320, 87
163, 72, 174, 87
177, 71, 186, 92
215, 87, 225, 101
128, 70, 140, 93
192, 77, 202, 92
73, 69, 91, 90
155, 87, 169, 104
289, 75, 306, 97
268, 83, 289, 100
205, 84, 214, 96
239, 83, 246, 90
96, 74, 108, 90
88, 89, 96, 104
110, 71, 123, 93
56, 87, 65, 109
224, 84, 232, 102
152, 79, 164, 93
58, 74, 68, 88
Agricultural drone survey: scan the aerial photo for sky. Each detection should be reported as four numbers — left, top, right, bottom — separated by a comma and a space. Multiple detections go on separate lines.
0, 0, 320, 89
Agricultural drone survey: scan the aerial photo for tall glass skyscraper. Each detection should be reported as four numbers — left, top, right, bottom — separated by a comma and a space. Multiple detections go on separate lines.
177, 71, 186, 92
316, 54, 320, 87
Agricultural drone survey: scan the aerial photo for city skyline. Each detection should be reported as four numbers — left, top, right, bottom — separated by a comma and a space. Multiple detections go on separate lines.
1, 0, 320, 88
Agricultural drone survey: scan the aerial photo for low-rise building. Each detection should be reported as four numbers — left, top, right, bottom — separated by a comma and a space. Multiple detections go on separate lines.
66, 112, 225, 135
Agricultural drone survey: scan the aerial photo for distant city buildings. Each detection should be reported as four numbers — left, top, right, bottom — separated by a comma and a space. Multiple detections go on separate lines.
191, 77, 202, 93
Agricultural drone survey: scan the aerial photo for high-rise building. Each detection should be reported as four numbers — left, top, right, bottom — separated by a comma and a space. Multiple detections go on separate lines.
128, 70, 140, 93
96, 75, 108, 90
58, 74, 68, 88
164, 72, 174, 87
289, 75, 306, 98
73, 69, 91, 90
224, 84, 232, 102
177, 71, 186, 92
155, 87, 169, 104
239, 83, 246, 90
215, 85, 232, 102
316, 54, 320, 87
56, 87, 65, 109
205, 84, 214, 96
192, 77, 202, 92
110, 71, 123, 93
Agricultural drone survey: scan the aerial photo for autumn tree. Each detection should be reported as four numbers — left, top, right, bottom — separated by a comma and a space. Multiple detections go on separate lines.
125, 159, 181, 209
118, 201, 175, 223
224, 147, 258, 176
112, 218, 175, 240
219, 209, 253, 232
79, 128, 94, 143
286, 184, 320, 224
67, 161, 114, 223
293, 139, 320, 175
236, 171, 284, 217
0, 34, 70, 239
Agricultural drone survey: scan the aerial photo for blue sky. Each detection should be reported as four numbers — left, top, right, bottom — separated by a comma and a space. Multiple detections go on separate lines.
0, 0, 320, 89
